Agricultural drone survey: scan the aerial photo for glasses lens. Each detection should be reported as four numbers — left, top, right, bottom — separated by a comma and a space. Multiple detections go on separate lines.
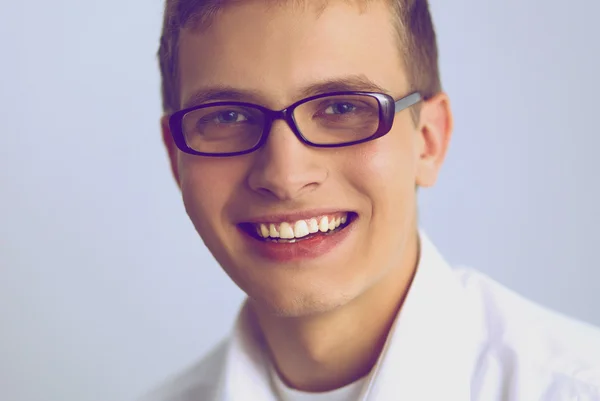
293, 94, 381, 145
181, 105, 265, 154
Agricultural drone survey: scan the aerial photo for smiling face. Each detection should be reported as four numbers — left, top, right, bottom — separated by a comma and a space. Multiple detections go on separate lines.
162, 0, 452, 317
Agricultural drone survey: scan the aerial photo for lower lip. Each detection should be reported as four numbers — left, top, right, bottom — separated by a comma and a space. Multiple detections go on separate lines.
239, 220, 356, 262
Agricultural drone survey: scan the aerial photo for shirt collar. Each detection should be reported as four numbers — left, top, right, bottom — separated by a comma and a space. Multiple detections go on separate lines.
360, 230, 482, 400
214, 230, 482, 401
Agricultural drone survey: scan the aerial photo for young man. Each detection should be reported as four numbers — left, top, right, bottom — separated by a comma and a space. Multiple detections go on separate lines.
146, 0, 600, 400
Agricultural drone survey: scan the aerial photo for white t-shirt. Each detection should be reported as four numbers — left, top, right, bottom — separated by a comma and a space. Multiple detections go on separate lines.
270, 364, 367, 401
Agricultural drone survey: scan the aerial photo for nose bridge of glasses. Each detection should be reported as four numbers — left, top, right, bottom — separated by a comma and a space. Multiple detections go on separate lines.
261, 106, 303, 142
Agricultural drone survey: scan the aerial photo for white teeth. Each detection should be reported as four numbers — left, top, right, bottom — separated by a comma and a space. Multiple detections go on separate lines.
328, 218, 336, 231
294, 220, 310, 238
279, 222, 294, 239
308, 218, 319, 233
319, 216, 329, 232
254, 213, 350, 240
260, 224, 269, 238
269, 223, 280, 238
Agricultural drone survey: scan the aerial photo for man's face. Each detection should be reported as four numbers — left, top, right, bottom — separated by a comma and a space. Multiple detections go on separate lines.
165, 1, 450, 316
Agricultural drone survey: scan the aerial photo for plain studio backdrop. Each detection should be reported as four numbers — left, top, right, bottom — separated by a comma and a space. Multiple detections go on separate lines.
1, 1, 599, 401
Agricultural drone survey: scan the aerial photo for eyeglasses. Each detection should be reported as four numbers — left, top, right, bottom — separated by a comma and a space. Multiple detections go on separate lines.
168, 91, 422, 157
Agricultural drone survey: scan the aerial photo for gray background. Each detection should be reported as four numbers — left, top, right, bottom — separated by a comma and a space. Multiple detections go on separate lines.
1, 1, 598, 400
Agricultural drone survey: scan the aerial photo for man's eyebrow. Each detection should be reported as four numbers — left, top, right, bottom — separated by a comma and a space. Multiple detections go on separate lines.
181, 75, 390, 110
182, 87, 262, 109
298, 75, 391, 98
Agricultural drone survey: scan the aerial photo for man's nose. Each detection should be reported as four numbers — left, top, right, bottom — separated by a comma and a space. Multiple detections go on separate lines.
246, 120, 328, 201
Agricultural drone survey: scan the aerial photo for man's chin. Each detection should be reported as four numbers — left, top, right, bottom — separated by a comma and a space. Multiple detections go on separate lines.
247, 291, 353, 318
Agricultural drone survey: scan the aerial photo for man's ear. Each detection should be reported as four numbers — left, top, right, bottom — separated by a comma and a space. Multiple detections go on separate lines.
161, 115, 181, 187
415, 92, 453, 188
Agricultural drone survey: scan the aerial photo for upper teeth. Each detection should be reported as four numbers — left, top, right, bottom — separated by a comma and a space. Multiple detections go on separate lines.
255, 214, 348, 239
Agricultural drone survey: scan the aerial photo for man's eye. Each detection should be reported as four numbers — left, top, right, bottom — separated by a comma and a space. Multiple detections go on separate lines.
214, 111, 248, 123
323, 103, 357, 115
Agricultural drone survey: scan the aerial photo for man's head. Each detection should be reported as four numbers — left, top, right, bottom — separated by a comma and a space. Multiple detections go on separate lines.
158, 0, 453, 317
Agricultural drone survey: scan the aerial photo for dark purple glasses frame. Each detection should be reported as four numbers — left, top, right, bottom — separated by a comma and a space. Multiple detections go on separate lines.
168, 91, 422, 157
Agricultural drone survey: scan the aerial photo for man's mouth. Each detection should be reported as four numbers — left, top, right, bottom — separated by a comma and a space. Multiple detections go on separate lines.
239, 212, 356, 243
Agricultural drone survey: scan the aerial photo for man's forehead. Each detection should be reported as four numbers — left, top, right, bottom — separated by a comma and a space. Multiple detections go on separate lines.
177, 0, 407, 109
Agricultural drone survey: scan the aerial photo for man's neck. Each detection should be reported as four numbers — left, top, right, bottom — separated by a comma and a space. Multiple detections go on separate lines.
250, 231, 420, 393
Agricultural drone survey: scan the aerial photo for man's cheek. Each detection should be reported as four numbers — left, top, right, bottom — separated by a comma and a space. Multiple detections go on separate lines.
351, 145, 412, 189
181, 179, 222, 218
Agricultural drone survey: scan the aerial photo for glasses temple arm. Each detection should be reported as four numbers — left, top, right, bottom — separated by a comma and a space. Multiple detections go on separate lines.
394, 92, 422, 113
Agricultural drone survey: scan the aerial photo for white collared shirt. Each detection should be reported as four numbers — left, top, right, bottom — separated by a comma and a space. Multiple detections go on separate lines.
141, 232, 600, 401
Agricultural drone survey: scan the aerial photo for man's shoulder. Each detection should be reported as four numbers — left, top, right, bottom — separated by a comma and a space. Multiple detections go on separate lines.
138, 339, 229, 401
453, 267, 600, 398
